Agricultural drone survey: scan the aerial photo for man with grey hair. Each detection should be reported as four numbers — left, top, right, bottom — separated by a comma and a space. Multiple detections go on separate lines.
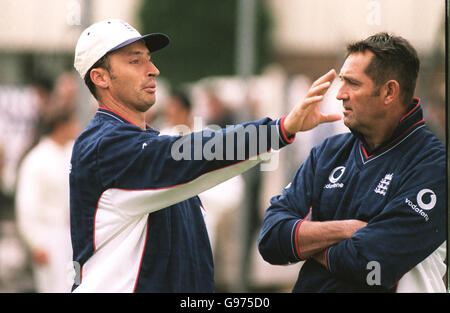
258, 33, 446, 292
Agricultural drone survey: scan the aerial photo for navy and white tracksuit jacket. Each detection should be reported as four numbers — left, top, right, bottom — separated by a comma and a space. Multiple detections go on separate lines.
258, 98, 446, 292
69, 107, 294, 292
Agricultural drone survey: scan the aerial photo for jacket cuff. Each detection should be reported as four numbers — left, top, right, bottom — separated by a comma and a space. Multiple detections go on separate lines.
293, 218, 307, 261
279, 116, 296, 145
278, 219, 303, 263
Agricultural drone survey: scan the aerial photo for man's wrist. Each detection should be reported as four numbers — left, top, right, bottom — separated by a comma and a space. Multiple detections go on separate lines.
280, 116, 296, 143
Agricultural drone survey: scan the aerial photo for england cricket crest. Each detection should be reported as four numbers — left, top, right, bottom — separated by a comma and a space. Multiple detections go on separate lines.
374, 173, 393, 196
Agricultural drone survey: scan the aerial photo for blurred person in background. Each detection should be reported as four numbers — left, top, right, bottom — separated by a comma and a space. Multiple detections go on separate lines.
160, 89, 193, 135
25, 76, 54, 153
48, 72, 78, 114
0, 76, 53, 196
0, 145, 14, 219
423, 92, 445, 142
160, 89, 245, 291
15, 99, 80, 292
204, 88, 237, 128
0, 76, 55, 293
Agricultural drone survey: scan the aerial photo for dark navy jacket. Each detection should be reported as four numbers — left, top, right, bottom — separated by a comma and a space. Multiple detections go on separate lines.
70, 107, 293, 292
258, 99, 446, 292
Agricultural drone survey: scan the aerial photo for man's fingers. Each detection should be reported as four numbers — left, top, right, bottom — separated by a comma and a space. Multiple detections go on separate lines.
285, 69, 339, 133
301, 81, 331, 110
320, 113, 342, 124
307, 81, 332, 98
301, 95, 324, 109
311, 69, 336, 88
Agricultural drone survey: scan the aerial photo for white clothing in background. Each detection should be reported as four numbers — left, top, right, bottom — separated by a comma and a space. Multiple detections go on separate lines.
16, 137, 73, 293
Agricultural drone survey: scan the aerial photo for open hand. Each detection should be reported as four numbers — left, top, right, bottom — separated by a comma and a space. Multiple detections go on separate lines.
283, 69, 341, 136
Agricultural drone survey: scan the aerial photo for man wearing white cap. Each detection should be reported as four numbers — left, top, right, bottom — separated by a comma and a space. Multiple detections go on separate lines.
70, 19, 342, 292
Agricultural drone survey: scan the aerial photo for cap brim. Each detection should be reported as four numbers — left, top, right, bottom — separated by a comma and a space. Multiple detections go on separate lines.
108, 33, 170, 54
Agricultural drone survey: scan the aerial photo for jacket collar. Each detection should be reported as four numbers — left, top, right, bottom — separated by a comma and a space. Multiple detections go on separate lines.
353, 97, 425, 160
97, 107, 158, 133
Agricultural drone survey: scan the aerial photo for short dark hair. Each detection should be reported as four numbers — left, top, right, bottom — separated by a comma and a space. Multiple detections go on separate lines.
42, 105, 77, 135
346, 32, 420, 106
84, 54, 111, 100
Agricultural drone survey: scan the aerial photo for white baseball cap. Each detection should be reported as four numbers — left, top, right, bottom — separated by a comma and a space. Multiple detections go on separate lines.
74, 19, 169, 79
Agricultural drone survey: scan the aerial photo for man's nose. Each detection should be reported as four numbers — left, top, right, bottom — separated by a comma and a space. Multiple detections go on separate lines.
147, 60, 160, 77
336, 85, 348, 101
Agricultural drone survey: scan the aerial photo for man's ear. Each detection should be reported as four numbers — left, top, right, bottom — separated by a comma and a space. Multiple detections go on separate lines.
90, 68, 110, 90
382, 80, 400, 105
